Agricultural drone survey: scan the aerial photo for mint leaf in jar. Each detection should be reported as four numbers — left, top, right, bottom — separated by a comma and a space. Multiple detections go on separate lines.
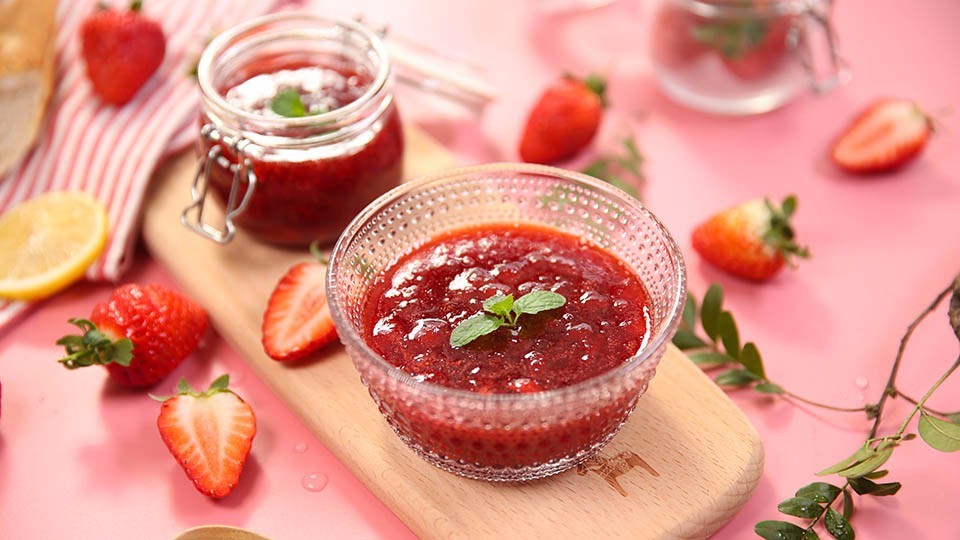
271, 89, 312, 118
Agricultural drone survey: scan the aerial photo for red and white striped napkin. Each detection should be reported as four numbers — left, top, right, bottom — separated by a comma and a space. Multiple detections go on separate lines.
0, 0, 300, 328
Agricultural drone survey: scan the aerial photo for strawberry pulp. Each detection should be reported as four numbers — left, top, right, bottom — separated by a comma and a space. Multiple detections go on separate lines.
362, 224, 653, 468
202, 56, 403, 246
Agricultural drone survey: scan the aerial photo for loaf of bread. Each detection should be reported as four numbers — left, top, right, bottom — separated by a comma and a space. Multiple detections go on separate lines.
0, 0, 58, 177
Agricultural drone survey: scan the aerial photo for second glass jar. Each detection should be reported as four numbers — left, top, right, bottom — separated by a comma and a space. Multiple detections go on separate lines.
188, 13, 404, 246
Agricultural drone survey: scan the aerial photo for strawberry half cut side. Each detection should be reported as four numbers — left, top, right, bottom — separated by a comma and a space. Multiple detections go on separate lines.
261, 261, 338, 362
830, 99, 933, 174
154, 375, 257, 499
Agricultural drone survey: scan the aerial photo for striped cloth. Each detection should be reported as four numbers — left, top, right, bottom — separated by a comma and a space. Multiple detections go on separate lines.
0, 0, 298, 328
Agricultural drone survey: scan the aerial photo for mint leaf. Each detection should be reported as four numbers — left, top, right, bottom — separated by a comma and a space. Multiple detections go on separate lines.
513, 290, 566, 315
450, 314, 503, 347
483, 294, 514, 317
271, 89, 310, 118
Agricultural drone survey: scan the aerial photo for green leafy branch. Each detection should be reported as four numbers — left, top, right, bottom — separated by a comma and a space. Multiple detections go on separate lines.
754, 274, 960, 539
674, 284, 867, 413
582, 135, 645, 199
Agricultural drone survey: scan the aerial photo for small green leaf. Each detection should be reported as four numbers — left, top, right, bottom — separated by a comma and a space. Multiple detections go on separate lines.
483, 294, 514, 317
717, 311, 740, 360
817, 445, 873, 476
673, 328, 710, 350
177, 378, 192, 394
112, 338, 134, 367
271, 89, 311, 117
754, 520, 806, 540
715, 368, 759, 387
796, 482, 841, 504
803, 530, 821, 540
863, 470, 888, 479
848, 476, 901, 496
842, 488, 854, 520
918, 413, 960, 452
450, 314, 503, 347
824, 507, 854, 540
837, 446, 894, 478
682, 294, 697, 329
209, 374, 231, 392
689, 351, 735, 366
781, 195, 798, 218
755, 382, 785, 394
777, 496, 823, 518
740, 342, 766, 379
513, 290, 566, 315
701, 284, 723, 340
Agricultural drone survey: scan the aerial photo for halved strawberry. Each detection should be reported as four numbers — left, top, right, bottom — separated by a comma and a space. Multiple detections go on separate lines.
261, 261, 337, 362
692, 196, 809, 282
154, 375, 256, 499
831, 99, 933, 174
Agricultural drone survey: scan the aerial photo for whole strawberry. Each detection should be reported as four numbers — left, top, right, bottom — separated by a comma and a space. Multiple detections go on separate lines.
519, 74, 606, 164
57, 283, 208, 388
155, 375, 256, 498
692, 196, 809, 282
80, 0, 166, 105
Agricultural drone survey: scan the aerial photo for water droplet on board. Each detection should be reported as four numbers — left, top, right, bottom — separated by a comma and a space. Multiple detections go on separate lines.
855, 376, 868, 389
302, 472, 328, 492
294, 442, 309, 453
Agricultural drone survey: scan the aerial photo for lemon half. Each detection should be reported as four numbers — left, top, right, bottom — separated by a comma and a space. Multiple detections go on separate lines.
0, 191, 108, 300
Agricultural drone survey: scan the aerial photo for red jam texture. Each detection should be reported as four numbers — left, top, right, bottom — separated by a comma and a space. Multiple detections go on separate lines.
364, 224, 652, 392
204, 57, 403, 246
362, 224, 654, 469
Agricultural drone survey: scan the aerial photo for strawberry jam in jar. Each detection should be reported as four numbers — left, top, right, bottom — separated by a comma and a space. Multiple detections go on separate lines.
328, 164, 687, 481
186, 14, 404, 245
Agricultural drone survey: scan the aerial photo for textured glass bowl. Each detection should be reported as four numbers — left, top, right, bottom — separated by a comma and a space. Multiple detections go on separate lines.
327, 163, 686, 481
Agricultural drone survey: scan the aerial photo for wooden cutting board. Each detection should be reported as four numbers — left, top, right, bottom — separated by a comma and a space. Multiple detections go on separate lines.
142, 127, 763, 540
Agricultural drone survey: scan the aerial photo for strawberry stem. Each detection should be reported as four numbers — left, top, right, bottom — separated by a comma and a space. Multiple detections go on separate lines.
131, 0, 143, 12
57, 318, 134, 369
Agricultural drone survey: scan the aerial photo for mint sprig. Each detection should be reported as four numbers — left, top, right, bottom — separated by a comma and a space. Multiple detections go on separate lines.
271, 89, 318, 118
450, 291, 566, 347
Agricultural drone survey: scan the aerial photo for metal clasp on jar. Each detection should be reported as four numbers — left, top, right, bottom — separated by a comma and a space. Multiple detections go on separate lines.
181, 124, 257, 244
791, 0, 850, 94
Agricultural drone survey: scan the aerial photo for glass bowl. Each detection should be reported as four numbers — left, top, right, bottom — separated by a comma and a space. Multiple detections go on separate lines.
327, 163, 686, 481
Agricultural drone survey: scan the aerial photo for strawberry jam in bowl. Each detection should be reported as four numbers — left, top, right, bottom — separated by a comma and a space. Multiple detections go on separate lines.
327, 164, 686, 481
187, 14, 403, 245
648, 0, 847, 115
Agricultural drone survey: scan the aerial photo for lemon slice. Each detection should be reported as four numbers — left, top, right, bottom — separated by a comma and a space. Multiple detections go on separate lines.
0, 191, 108, 300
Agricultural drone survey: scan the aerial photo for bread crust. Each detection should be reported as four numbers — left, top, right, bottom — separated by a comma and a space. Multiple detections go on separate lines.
0, 0, 58, 176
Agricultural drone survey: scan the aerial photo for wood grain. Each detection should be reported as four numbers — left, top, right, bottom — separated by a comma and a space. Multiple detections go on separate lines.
143, 127, 763, 540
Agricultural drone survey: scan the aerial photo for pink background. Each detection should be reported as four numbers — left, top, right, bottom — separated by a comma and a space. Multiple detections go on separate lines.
2, 0, 959, 538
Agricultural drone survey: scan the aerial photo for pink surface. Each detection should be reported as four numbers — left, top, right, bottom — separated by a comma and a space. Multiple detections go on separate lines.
2, 0, 959, 538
